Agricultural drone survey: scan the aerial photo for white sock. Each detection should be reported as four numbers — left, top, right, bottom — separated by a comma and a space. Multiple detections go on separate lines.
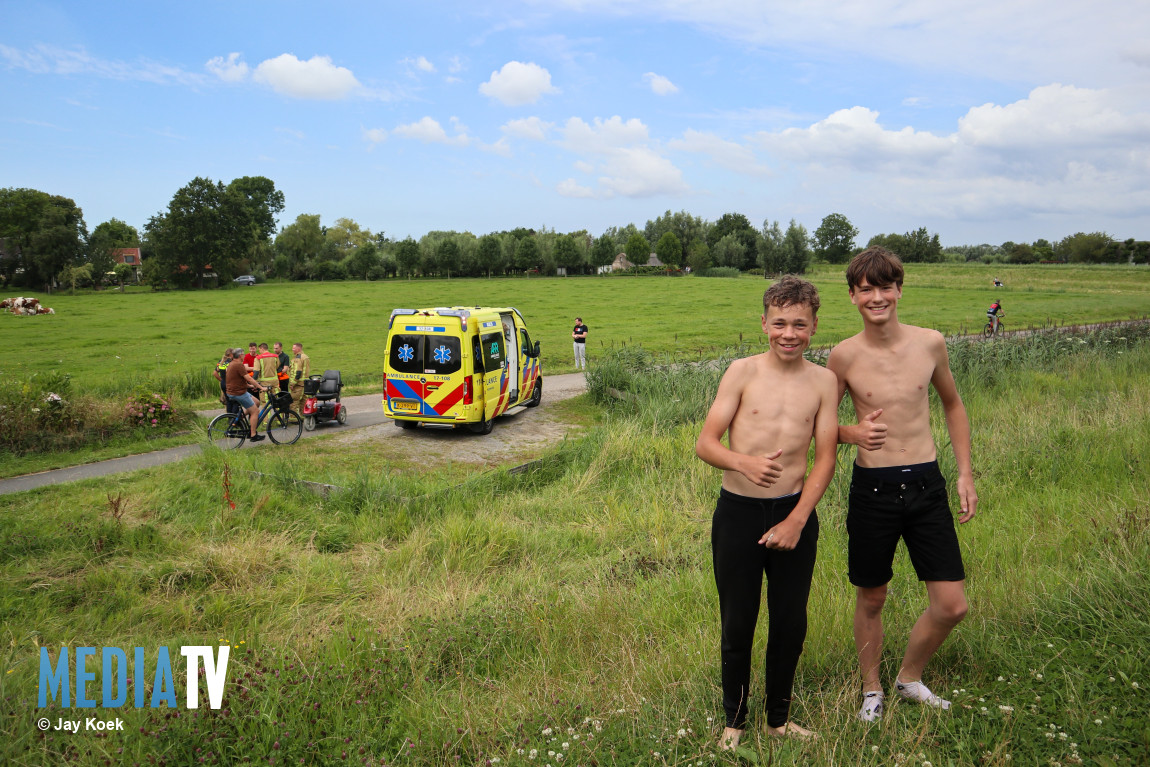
858, 690, 885, 722
895, 680, 951, 710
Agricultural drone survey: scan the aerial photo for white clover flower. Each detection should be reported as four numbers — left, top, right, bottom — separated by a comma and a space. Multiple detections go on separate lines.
1095, 719, 1103, 725
872, 746, 879, 753
924, 761, 933, 767
677, 729, 687, 738
1036, 673, 1044, 680
562, 742, 569, 749
1000, 705, 1014, 712
567, 728, 575, 735
542, 728, 552, 736
1059, 732, 1068, 740
1046, 644, 1054, 648
997, 676, 1005, 682
1133, 681, 1140, 689
981, 707, 988, 712
548, 751, 555, 757
1109, 676, 1115, 682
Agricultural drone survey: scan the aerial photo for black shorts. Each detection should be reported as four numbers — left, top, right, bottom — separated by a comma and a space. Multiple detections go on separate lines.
846, 461, 965, 588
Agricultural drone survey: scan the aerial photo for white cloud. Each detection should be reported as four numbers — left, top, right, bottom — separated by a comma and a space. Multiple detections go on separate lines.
402, 55, 436, 74
501, 116, 553, 141
362, 127, 387, 144
206, 52, 249, 83
573, 160, 594, 173
545, 0, 1150, 88
557, 178, 596, 198
0, 43, 204, 86
556, 115, 688, 198
561, 116, 649, 153
745, 83, 1150, 224
668, 129, 770, 177
448, 55, 465, 73
393, 116, 469, 145
643, 72, 678, 95
479, 61, 558, 106
253, 54, 360, 100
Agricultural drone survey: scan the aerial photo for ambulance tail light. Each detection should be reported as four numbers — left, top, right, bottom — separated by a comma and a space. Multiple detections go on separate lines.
463, 377, 473, 405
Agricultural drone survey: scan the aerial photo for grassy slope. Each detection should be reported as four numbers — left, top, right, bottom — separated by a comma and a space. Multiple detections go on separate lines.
1, 331, 1147, 766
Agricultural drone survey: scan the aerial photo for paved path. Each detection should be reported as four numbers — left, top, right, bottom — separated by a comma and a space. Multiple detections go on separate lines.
0, 373, 588, 496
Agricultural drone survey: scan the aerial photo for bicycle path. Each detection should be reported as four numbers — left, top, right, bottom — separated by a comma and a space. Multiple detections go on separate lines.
0, 373, 588, 496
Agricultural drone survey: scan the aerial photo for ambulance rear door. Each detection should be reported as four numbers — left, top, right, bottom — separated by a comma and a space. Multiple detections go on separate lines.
478, 319, 507, 419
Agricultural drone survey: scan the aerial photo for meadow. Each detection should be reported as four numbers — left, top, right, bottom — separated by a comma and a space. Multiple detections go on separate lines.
1, 324, 1147, 766
2, 263, 1148, 400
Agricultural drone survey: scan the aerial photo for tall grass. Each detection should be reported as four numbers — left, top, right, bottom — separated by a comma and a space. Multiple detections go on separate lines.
2, 330, 1149, 765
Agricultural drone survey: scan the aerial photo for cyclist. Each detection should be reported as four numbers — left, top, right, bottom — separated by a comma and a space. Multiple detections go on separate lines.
225, 347, 270, 441
986, 299, 1004, 334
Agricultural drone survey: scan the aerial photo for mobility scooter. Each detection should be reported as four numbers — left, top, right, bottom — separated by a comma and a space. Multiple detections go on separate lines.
301, 369, 347, 430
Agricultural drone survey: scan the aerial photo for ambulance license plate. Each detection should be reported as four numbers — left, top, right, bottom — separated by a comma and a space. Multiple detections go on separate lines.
393, 400, 419, 412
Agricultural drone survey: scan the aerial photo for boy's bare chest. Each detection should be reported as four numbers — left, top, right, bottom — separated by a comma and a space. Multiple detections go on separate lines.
846, 349, 935, 409
737, 377, 820, 424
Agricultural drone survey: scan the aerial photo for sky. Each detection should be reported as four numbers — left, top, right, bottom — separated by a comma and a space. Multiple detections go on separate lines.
2, 0, 1149, 247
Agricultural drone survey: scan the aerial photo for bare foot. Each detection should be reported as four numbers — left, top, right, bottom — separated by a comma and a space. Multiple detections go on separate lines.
766, 721, 818, 740
718, 727, 743, 750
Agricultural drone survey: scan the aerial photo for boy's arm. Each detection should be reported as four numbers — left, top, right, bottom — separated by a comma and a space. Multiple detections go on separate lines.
828, 346, 887, 450
929, 334, 978, 523
695, 361, 784, 488
760, 370, 838, 550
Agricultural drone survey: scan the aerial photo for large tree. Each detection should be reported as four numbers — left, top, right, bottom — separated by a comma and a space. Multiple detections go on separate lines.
624, 232, 650, 267
553, 235, 583, 272
394, 237, 421, 277
812, 213, 859, 264
514, 236, 540, 270
476, 234, 504, 277
87, 217, 140, 286
655, 231, 682, 268
0, 187, 87, 290
758, 219, 786, 275
782, 219, 811, 274
707, 212, 759, 269
145, 177, 256, 288
645, 209, 705, 266
712, 234, 746, 269
590, 233, 616, 269
274, 214, 325, 278
437, 238, 461, 277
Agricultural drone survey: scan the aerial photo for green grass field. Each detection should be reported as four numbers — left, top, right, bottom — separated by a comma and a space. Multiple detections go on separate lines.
3, 263, 1148, 399
1, 325, 1147, 766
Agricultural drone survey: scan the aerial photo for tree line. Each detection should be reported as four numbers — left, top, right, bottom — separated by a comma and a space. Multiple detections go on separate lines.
2, 178, 1147, 292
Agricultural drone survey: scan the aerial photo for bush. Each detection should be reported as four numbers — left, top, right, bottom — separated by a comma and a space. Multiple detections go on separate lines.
699, 266, 742, 278
0, 373, 193, 454
124, 389, 178, 429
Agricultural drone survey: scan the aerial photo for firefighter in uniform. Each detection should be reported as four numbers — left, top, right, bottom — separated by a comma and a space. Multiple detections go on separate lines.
289, 342, 311, 405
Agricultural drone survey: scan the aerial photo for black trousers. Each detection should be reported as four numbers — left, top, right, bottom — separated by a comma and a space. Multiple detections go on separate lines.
712, 488, 819, 729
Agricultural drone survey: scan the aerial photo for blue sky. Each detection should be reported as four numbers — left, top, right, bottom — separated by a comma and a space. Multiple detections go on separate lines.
2, 0, 1149, 247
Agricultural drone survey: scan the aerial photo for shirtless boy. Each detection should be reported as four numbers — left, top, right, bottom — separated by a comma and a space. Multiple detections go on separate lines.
695, 277, 838, 747
828, 247, 978, 721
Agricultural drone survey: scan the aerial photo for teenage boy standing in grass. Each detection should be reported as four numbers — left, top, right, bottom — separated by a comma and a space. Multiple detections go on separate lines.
696, 276, 839, 747
828, 247, 978, 722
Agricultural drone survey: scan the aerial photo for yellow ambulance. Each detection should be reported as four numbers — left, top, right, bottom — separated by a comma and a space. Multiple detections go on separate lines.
383, 307, 542, 434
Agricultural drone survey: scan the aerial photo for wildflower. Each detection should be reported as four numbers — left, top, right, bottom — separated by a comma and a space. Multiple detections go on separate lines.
1059, 732, 1068, 740
924, 762, 932, 767
1133, 681, 1141, 689
1046, 643, 1053, 648
871, 746, 879, 753
1036, 673, 1044, 680
999, 705, 1014, 712
997, 676, 1005, 682
1094, 719, 1102, 725
562, 743, 569, 749
676, 729, 686, 738
542, 728, 552, 736
1109, 676, 1115, 682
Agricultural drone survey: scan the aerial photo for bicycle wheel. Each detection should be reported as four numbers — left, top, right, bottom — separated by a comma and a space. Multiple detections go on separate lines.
267, 409, 303, 445
995, 321, 1005, 336
208, 413, 246, 449
982, 322, 995, 338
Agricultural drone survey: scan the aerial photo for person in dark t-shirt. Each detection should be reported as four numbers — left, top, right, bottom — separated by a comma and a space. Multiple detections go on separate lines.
572, 317, 588, 371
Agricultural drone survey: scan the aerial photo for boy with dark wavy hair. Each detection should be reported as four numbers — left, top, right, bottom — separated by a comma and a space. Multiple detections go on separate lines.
829, 247, 978, 722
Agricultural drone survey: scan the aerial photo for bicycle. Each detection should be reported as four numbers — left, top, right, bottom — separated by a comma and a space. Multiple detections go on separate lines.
983, 312, 1006, 337
207, 389, 303, 449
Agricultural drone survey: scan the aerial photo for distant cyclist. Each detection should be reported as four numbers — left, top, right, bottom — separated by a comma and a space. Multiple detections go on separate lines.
986, 299, 1004, 334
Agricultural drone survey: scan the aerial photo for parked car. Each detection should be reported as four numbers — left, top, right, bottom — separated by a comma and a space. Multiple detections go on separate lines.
233, 275, 257, 286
